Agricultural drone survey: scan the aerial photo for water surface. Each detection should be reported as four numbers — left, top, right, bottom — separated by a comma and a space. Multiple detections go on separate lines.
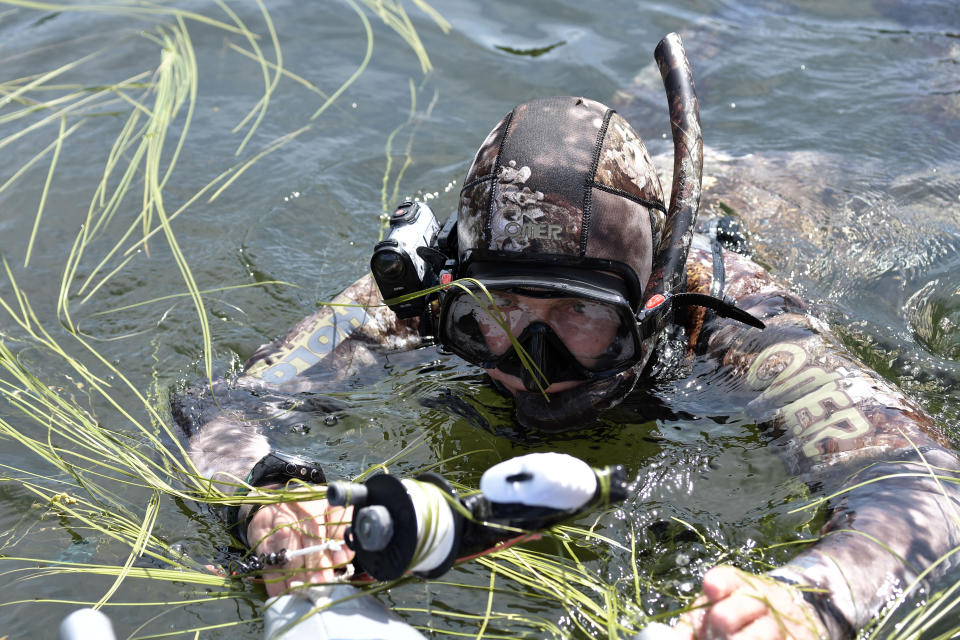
0, 0, 958, 637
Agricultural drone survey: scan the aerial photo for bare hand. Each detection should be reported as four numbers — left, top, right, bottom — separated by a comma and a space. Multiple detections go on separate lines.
671, 566, 826, 639
246, 492, 354, 597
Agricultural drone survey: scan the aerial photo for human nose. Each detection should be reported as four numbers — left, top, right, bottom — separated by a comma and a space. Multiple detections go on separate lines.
501, 306, 531, 337
497, 298, 549, 337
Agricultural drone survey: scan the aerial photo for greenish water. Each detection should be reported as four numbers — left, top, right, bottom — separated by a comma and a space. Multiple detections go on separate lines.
0, 0, 959, 637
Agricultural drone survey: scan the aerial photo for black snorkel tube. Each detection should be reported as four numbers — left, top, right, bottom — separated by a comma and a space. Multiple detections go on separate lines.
635, 34, 762, 337
649, 32, 703, 299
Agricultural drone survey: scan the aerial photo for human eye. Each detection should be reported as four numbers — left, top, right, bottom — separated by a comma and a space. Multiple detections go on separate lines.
556, 299, 588, 315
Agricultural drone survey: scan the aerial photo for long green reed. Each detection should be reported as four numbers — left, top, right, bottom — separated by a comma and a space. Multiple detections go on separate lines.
0, 0, 462, 635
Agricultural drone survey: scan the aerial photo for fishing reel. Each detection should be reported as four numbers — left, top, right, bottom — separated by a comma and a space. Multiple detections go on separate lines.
326, 452, 628, 581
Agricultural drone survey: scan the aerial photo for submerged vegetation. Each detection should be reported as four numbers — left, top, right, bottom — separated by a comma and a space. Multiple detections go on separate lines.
0, 1, 958, 638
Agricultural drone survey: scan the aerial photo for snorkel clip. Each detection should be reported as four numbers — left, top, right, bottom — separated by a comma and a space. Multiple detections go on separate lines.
636, 291, 765, 340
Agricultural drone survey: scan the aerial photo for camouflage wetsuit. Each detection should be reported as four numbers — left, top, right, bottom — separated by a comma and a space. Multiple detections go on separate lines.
174, 227, 960, 637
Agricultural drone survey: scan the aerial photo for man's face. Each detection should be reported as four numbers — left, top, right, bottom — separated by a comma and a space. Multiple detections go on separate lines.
475, 290, 622, 394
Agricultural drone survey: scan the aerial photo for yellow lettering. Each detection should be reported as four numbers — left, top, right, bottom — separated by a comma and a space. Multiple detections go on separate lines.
746, 342, 846, 408
747, 343, 808, 391
746, 341, 873, 460
800, 407, 872, 458
784, 382, 852, 433
286, 346, 321, 371
249, 296, 370, 382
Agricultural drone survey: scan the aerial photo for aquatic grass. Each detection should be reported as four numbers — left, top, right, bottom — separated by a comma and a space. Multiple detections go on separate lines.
380, 77, 420, 223
360, 0, 447, 73
477, 546, 639, 638
0, 118, 83, 193
0, 264, 203, 490
0, 68, 130, 154
6, 0, 452, 382
3, 2, 959, 640
394, 603, 565, 638
310, 0, 372, 123
0, 1, 254, 35
0, 0, 572, 636
88, 281, 298, 318
310, 0, 450, 123
214, 0, 279, 156
23, 113, 65, 267
379, 76, 439, 219
227, 42, 341, 110
79, 121, 310, 309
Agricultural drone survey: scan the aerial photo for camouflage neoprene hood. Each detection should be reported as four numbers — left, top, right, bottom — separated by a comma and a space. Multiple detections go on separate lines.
456, 96, 666, 309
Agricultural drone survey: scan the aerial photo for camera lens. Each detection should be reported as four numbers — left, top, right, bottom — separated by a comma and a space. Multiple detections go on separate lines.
371, 250, 406, 281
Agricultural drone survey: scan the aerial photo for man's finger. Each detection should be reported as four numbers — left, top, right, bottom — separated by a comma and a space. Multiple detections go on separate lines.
704, 591, 770, 636
671, 595, 709, 638
701, 565, 750, 602
727, 613, 783, 640
264, 570, 287, 598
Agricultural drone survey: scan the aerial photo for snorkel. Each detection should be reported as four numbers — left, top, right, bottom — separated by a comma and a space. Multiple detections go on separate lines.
647, 32, 704, 300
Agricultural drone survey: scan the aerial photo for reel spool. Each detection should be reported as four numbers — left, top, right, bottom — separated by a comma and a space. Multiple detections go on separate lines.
327, 472, 463, 581
327, 453, 628, 582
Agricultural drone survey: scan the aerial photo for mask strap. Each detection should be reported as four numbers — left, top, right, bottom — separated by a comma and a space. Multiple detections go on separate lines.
636, 292, 765, 340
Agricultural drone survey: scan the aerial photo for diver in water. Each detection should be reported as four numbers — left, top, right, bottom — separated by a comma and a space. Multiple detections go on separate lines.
174, 37, 960, 639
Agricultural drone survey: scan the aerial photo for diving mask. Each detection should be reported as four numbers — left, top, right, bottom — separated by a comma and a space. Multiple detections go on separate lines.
438, 262, 646, 390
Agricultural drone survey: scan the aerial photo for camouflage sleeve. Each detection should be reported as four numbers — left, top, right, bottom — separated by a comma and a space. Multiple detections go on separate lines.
182, 273, 422, 487
242, 273, 422, 387
686, 244, 960, 636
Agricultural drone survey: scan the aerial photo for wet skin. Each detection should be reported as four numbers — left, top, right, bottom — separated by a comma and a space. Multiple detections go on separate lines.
245, 492, 354, 598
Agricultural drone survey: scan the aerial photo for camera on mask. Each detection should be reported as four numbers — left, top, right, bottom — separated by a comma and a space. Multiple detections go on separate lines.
370, 201, 448, 319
